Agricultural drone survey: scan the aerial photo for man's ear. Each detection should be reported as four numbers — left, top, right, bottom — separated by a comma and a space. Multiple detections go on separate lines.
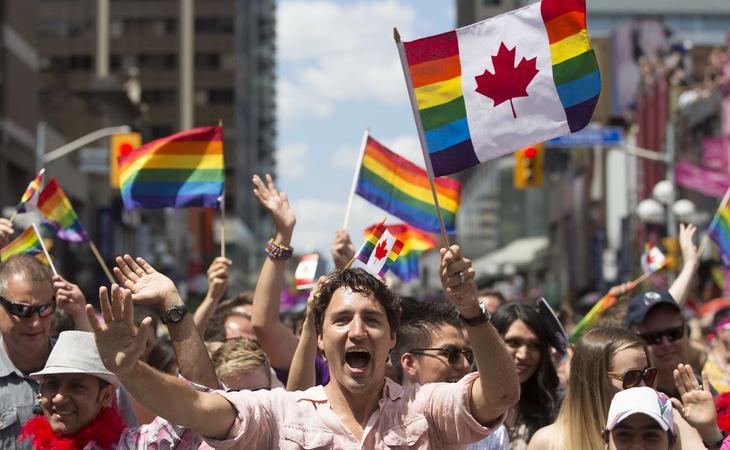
99, 385, 115, 408
401, 353, 419, 380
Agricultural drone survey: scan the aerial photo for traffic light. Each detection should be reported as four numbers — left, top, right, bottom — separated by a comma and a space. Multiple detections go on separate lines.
110, 132, 141, 188
513, 143, 544, 188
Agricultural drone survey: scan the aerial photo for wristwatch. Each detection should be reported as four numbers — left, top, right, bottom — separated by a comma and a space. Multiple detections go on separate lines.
459, 301, 490, 327
161, 304, 189, 324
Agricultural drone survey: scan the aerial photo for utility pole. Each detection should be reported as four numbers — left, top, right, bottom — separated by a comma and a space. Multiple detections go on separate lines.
179, 0, 194, 130
96, 0, 110, 78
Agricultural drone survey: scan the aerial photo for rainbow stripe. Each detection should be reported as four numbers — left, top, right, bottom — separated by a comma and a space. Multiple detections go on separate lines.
37, 177, 90, 243
378, 239, 404, 279
1, 226, 43, 262
118, 126, 224, 209
710, 206, 730, 268
356, 222, 386, 264
365, 223, 436, 282
569, 292, 618, 343
16, 169, 45, 213
541, 0, 600, 132
355, 137, 461, 234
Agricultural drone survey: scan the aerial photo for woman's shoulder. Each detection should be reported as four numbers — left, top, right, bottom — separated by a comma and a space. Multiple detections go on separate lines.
526, 423, 555, 450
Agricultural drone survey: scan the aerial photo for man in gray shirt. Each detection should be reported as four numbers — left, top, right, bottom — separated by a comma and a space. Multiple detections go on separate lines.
0, 255, 56, 450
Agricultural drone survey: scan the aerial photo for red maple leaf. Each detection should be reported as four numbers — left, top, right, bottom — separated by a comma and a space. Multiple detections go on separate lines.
374, 240, 388, 260
474, 42, 539, 119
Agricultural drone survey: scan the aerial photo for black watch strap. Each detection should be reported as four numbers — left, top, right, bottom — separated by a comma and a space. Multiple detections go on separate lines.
161, 304, 189, 324
459, 301, 490, 327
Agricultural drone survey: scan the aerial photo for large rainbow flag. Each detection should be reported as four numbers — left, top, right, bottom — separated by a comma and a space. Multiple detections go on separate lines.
709, 204, 730, 268
355, 136, 461, 234
1, 226, 44, 262
365, 223, 436, 282
16, 169, 45, 213
37, 177, 90, 243
397, 0, 600, 176
118, 126, 224, 209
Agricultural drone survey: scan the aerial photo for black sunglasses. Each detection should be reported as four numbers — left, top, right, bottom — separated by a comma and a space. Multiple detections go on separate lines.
638, 326, 685, 346
607, 367, 658, 389
409, 346, 474, 365
0, 296, 56, 319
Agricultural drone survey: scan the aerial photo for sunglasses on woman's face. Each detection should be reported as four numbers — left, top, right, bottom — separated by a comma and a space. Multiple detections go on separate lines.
607, 367, 658, 390
0, 296, 56, 318
408, 345, 475, 365
638, 326, 685, 346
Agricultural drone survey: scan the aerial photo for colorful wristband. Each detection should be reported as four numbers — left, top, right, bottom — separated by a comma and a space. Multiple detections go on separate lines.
265, 239, 293, 260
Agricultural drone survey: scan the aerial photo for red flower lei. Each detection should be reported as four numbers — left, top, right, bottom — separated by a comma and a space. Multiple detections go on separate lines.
19, 407, 126, 450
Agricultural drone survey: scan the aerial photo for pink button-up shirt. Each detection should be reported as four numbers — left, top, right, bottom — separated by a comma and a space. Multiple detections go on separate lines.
205, 372, 499, 449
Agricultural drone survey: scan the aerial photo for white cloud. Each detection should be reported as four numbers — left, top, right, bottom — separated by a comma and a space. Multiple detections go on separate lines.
277, 0, 419, 123
328, 133, 425, 171
277, 143, 309, 180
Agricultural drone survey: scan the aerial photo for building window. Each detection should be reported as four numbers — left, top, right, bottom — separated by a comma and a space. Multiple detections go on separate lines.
207, 88, 234, 105
141, 89, 176, 105
39, 18, 91, 37
195, 53, 221, 70
194, 17, 233, 34
483, 0, 501, 5
137, 53, 176, 70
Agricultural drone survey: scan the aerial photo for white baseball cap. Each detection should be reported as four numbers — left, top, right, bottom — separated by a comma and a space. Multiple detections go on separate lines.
31, 331, 119, 386
606, 387, 674, 432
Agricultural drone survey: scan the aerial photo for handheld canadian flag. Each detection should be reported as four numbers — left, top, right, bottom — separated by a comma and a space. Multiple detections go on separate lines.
294, 253, 319, 290
641, 243, 667, 274
354, 222, 404, 279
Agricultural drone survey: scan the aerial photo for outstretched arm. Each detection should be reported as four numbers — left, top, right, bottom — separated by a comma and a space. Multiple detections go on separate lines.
439, 245, 520, 425
86, 285, 234, 439
670, 223, 699, 307
193, 257, 232, 334
250, 174, 299, 370
53, 275, 92, 332
113, 255, 219, 389
286, 283, 320, 391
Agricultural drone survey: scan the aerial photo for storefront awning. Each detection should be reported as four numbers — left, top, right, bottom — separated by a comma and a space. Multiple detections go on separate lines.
473, 236, 549, 276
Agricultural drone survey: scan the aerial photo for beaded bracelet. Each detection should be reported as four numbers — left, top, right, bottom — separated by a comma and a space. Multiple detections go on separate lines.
265, 239, 293, 260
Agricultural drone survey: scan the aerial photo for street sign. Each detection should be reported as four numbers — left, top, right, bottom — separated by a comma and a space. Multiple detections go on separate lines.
548, 127, 624, 148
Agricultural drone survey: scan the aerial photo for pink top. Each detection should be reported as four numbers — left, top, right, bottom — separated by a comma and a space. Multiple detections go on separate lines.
205, 372, 500, 449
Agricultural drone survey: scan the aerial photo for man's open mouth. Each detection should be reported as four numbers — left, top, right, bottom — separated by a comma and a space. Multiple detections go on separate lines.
345, 349, 371, 369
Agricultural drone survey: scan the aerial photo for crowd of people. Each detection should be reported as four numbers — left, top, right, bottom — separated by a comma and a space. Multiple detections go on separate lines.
1, 174, 730, 449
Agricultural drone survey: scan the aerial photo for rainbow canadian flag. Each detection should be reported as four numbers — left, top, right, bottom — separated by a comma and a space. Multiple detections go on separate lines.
353, 223, 404, 279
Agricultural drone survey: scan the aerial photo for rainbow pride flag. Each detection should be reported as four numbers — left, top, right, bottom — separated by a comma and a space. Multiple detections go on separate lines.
118, 126, 224, 209
1, 226, 43, 262
569, 292, 617, 343
16, 169, 45, 213
710, 205, 730, 268
37, 177, 90, 242
397, 0, 600, 176
355, 136, 461, 234
355, 222, 405, 279
365, 223, 436, 282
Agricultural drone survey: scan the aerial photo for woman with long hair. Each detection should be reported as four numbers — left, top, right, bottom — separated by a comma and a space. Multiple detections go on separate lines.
490, 303, 561, 449
528, 327, 706, 450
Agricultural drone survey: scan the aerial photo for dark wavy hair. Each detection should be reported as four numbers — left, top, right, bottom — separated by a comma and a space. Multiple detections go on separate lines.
491, 303, 561, 439
312, 268, 401, 337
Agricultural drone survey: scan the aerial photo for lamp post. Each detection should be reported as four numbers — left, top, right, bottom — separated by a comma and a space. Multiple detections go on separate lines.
37, 123, 132, 171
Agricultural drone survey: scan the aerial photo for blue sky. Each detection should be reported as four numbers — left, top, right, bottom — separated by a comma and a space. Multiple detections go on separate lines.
276, 0, 456, 255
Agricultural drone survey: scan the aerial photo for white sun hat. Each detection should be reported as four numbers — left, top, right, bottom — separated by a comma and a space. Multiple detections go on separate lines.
31, 330, 119, 386
606, 386, 674, 432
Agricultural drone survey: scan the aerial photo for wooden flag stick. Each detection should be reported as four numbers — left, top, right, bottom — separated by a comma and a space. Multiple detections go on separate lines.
32, 223, 57, 276
630, 261, 667, 287
8, 211, 17, 224
220, 190, 226, 258
698, 187, 730, 256
343, 129, 370, 230
394, 27, 449, 248
88, 241, 114, 284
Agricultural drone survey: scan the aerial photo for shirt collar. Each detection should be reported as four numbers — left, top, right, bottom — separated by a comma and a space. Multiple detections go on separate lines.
0, 336, 20, 378
296, 377, 404, 403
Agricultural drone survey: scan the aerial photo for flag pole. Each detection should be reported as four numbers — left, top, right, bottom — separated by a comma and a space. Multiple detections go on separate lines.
698, 187, 730, 256
8, 211, 17, 224
88, 241, 114, 284
218, 118, 226, 258
343, 129, 369, 230
394, 28, 450, 248
32, 223, 57, 276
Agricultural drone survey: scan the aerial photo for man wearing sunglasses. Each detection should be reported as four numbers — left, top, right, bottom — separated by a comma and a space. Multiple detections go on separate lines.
626, 290, 693, 399
391, 301, 509, 449
0, 255, 57, 450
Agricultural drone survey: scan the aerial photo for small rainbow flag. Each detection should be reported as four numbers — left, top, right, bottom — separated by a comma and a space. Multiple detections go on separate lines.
16, 169, 45, 213
640, 243, 667, 274
397, 0, 599, 176
364, 223, 436, 282
118, 126, 224, 209
1, 226, 44, 262
37, 177, 90, 242
355, 222, 404, 279
355, 136, 461, 234
710, 205, 730, 268
569, 292, 617, 343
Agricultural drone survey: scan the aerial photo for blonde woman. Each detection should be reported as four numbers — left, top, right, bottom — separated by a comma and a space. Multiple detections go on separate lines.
528, 327, 706, 450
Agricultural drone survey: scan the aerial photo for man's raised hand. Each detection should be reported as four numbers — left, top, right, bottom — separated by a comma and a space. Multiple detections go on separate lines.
0, 218, 14, 246
86, 284, 151, 376
439, 245, 479, 315
252, 174, 295, 237
113, 254, 180, 308
206, 257, 231, 301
